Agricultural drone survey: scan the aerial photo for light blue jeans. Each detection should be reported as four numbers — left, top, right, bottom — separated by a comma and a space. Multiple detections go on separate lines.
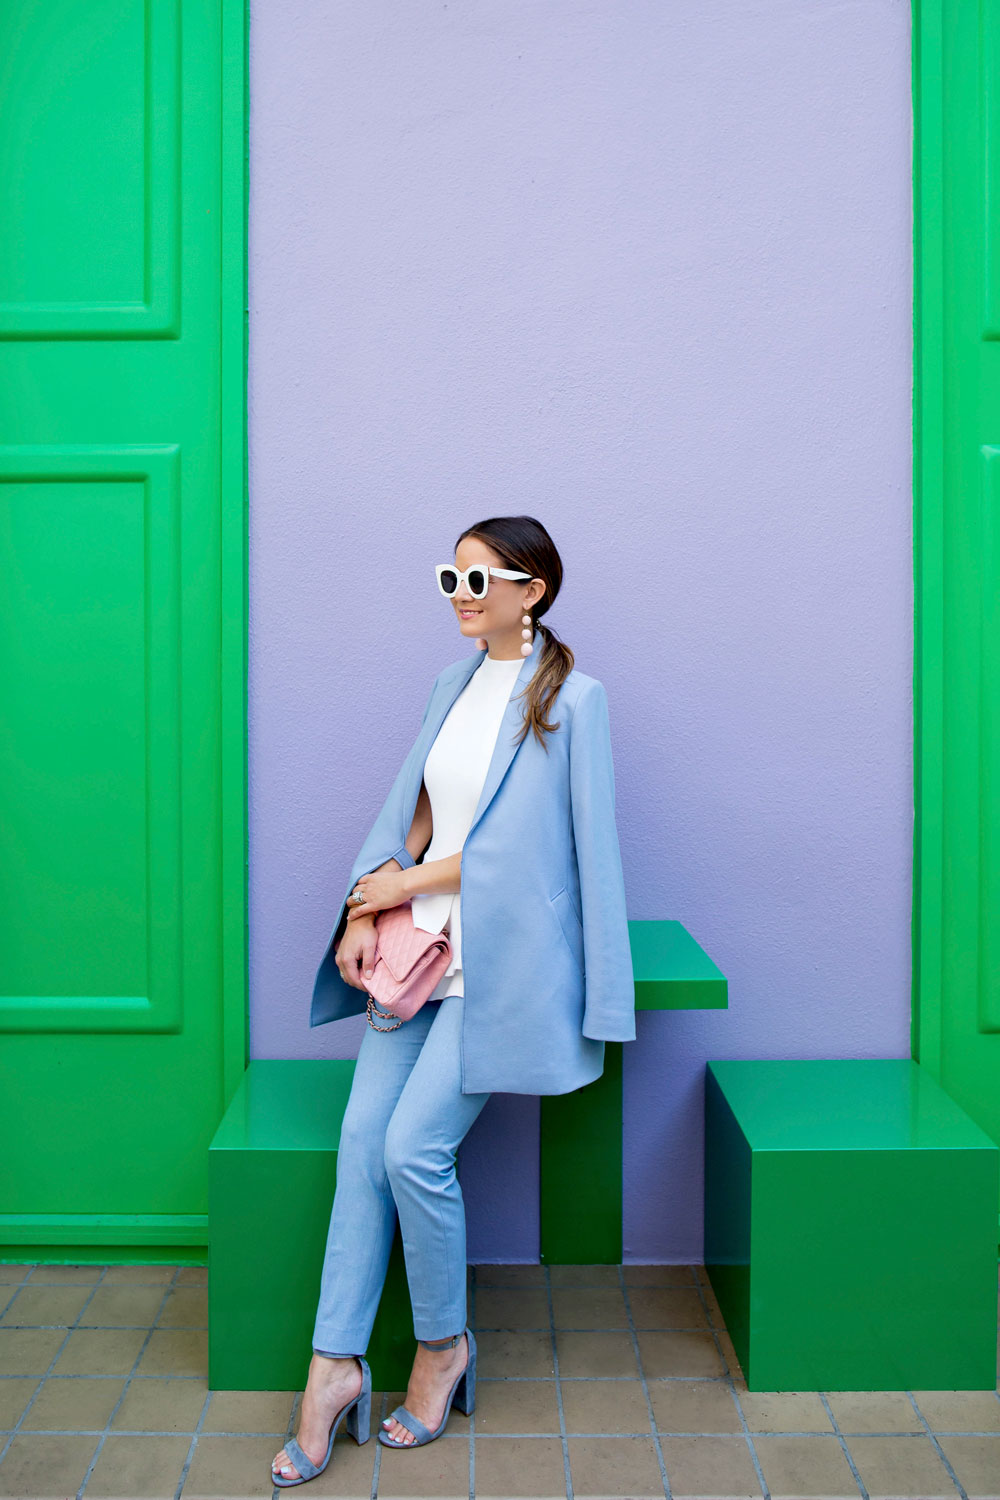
311, 993, 491, 1356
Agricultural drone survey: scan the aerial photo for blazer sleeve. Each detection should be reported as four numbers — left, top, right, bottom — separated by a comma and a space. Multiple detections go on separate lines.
384, 682, 438, 870
329, 671, 441, 948
569, 679, 636, 1042
356, 669, 440, 879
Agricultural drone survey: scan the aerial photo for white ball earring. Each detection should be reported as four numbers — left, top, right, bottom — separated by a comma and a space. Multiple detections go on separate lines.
476, 611, 535, 654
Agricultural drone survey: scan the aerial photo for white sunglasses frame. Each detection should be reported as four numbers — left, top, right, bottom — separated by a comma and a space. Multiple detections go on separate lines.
435, 563, 533, 599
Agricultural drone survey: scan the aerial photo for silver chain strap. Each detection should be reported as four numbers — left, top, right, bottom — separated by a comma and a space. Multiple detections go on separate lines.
366, 992, 403, 1031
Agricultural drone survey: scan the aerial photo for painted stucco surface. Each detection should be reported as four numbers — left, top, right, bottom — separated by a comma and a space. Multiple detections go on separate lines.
249, 1, 913, 1260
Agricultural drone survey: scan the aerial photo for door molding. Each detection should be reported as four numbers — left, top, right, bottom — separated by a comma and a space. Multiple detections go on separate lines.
220, 0, 250, 1100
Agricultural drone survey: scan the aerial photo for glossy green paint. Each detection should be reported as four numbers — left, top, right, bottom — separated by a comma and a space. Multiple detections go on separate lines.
209, 1062, 416, 1393
705, 1059, 999, 1390
211, 923, 727, 1344
540, 920, 727, 1264
629, 919, 728, 1011
913, 0, 1000, 1227
540, 1039, 624, 1265
0, 0, 248, 1255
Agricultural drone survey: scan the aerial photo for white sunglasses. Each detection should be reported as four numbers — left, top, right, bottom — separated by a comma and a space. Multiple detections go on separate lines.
435, 563, 533, 599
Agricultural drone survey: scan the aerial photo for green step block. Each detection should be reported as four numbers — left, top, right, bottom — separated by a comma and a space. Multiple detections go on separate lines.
705, 1058, 999, 1391
208, 1060, 416, 1393
540, 920, 727, 1264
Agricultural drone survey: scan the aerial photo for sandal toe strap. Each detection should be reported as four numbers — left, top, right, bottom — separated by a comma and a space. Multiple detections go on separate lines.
283, 1434, 320, 1480
388, 1403, 434, 1444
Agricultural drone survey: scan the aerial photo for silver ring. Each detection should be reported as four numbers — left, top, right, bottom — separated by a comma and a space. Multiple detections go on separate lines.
351, 886, 366, 905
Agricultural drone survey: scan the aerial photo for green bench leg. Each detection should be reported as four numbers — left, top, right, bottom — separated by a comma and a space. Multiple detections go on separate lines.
539, 1041, 623, 1263
209, 1124, 339, 1392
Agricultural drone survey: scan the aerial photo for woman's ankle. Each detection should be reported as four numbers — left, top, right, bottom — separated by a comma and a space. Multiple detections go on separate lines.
312, 1350, 360, 1371
417, 1332, 464, 1352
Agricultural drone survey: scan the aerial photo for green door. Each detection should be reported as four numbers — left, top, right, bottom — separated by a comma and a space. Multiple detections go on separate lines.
914, 0, 1000, 1233
0, 0, 247, 1260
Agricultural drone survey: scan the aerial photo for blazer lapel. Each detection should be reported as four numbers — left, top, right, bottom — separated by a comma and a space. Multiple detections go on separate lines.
469, 649, 539, 837
400, 648, 540, 845
399, 652, 481, 826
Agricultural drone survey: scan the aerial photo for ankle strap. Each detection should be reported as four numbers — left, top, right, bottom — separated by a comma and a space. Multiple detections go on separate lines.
417, 1332, 463, 1349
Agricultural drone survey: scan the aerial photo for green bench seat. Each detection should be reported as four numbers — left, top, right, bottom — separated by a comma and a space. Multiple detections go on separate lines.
704, 1058, 999, 1391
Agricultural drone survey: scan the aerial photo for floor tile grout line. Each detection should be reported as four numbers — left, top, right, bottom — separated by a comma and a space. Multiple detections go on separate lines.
488, 1327, 715, 1338
0, 1263, 115, 1479
279, 1381, 302, 1496
8, 1420, 1000, 1439
618, 1262, 673, 1500
0, 1272, 207, 1336
0, 1273, 203, 1288
172, 1381, 213, 1500
688, 1269, 774, 1500
2, 1323, 209, 1331
369, 1390, 387, 1500
475, 1373, 735, 1383
0, 1372, 208, 1383
814, 1392, 873, 1500
4, 1425, 330, 1438
468, 1269, 475, 1500
0, 1283, 25, 1324
542, 1262, 574, 1500
903, 1389, 970, 1500
77, 1264, 186, 1499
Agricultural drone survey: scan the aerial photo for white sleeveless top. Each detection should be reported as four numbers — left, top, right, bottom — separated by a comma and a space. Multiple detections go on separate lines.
410, 651, 526, 999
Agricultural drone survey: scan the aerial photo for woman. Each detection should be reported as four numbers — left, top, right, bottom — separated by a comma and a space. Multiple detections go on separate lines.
272, 515, 634, 1485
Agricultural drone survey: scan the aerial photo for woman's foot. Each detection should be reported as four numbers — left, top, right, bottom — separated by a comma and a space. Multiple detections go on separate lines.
381, 1333, 469, 1446
271, 1353, 363, 1482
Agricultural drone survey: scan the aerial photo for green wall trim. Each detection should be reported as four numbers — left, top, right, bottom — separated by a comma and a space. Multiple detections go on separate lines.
911, 0, 945, 1073
0, 1217, 208, 1246
912, 1, 1000, 1238
0, 1248, 208, 1267
220, 0, 251, 1108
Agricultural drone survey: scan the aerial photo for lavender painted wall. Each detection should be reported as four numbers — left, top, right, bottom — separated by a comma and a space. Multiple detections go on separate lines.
249, 0, 914, 1261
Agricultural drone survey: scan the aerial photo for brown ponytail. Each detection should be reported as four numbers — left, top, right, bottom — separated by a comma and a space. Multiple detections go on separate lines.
455, 516, 574, 752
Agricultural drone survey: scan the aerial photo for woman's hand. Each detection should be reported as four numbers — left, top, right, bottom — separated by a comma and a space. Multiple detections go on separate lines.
335, 913, 378, 991
344, 868, 409, 922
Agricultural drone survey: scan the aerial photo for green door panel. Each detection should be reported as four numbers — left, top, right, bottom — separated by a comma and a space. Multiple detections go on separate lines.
0, 0, 247, 1255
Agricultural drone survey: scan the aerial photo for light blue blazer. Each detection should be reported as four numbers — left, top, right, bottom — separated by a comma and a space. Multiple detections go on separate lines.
310, 648, 636, 1095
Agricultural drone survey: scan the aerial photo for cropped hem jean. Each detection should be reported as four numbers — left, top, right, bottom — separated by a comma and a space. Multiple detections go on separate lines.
311, 993, 490, 1357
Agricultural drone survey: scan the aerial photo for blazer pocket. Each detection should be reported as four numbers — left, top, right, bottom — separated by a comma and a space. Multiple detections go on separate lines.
548, 886, 584, 969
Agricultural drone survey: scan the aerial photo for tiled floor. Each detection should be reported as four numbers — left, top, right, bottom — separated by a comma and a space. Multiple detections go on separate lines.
0, 1261, 998, 1500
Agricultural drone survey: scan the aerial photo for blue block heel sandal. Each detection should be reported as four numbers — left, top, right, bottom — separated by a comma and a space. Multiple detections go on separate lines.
378, 1328, 476, 1448
272, 1355, 371, 1487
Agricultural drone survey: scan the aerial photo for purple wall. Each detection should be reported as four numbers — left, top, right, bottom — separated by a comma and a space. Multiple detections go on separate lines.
248, 1, 914, 1261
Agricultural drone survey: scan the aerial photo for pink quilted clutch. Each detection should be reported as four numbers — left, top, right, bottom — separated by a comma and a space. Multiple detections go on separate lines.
358, 900, 453, 1028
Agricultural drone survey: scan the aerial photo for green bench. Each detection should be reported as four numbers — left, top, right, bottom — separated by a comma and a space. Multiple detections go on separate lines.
704, 1058, 999, 1391
208, 919, 723, 1392
208, 1059, 418, 1393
